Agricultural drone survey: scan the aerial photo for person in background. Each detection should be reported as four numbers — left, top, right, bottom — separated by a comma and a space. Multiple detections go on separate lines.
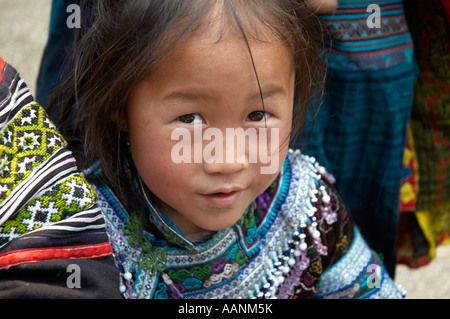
397, 0, 450, 269
295, 0, 418, 277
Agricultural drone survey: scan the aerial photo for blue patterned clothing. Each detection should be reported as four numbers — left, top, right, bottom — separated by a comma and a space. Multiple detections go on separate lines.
321, 0, 414, 70
91, 149, 406, 299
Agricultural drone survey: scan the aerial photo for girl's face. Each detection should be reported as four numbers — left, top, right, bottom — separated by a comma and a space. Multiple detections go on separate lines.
124, 25, 295, 235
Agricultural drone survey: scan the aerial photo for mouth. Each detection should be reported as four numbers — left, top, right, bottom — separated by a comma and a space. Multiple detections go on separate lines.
200, 188, 243, 208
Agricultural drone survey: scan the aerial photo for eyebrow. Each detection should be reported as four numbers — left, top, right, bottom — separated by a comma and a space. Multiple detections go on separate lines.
163, 83, 288, 104
163, 90, 215, 103
253, 83, 288, 100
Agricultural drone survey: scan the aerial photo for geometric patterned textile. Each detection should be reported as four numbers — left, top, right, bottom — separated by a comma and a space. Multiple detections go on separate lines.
0, 174, 97, 246
320, 0, 414, 70
0, 57, 118, 298
0, 102, 66, 203
0, 57, 102, 250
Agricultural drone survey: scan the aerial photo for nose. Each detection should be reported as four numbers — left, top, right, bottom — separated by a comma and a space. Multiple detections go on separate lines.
200, 126, 255, 175
203, 149, 249, 175
203, 159, 249, 175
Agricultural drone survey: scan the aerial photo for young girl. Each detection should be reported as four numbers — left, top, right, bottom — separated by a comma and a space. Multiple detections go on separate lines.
0, 0, 405, 299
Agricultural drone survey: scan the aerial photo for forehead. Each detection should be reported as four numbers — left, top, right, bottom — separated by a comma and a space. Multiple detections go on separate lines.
135, 27, 295, 108
149, 19, 294, 82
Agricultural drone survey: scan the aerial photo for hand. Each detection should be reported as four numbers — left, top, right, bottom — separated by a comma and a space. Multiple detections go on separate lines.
307, 0, 338, 14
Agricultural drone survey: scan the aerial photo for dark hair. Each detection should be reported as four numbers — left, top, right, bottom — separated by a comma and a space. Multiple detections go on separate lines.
48, 0, 326, 192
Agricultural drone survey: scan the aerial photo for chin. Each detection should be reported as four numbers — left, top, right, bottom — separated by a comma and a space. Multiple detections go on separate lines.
198, 217, 241, 232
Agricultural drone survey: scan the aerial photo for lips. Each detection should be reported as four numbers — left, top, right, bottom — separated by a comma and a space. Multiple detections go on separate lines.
201, 188, 243, 208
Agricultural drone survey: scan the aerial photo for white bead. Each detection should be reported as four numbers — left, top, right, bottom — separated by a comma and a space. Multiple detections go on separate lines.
119, 284, 126, 293
322, 194, 330, 204
273, 277, 279, 287
299, 242, 307, 251
313, 230, 321, 239
124, 271, 132, 281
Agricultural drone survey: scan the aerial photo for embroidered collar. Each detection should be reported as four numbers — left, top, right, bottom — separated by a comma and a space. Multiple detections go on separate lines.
139, 179, 201, 252
132, 160, 286, 255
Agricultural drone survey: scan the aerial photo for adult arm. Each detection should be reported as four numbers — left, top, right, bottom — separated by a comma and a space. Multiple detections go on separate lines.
0, 57, 120, 298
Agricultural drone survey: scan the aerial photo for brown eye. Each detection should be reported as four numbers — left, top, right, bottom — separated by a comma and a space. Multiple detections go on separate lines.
247, 111, 267, 122
178, 113, 202, 124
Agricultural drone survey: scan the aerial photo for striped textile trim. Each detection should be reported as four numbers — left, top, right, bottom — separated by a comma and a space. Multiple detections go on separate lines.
0, 242, 112, 270
28, 207, 107, 235
0, 206, 110, 254
321, 0, 413, 54
0, 71, 33, 128
316, 228, 405, 298
0, 149, 77, 225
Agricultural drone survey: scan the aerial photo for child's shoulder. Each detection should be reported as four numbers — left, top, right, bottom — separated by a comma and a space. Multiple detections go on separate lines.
283, 149, 355, 265
286, 148, 335, 185
284, 149, 340, 221
283, 149, 406, 299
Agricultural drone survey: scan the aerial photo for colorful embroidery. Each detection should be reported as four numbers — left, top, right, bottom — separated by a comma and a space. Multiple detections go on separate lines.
0, 58, 112, 274
0, 174, 96, 246
123, 212, 167, 275
320, 0, 414, 70
0, 103, 66, 202
316, 229, 405, 298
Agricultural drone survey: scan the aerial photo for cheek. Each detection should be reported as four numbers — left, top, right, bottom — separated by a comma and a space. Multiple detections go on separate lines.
280, 124, 292, 152
132, 143, 174, 181
135, 155, 189, 207
129, 133, 197, 200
